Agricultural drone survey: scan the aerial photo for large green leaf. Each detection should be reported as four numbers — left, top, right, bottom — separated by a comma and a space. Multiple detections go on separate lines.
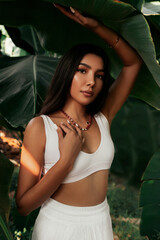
140, 180, 160, 206
5, 25, 45, 55
122, 0, 144, 12
142, 150, 160, 180
0, 153, 14, 222
142, 1, 160, 16
0, 216, 13, 240
139, 150, 160, 239
111, 97, 160, 186
140, 205, 160, 240
0, 0, 160, 110
0, 114, 24, 132
0, 55, 59, 127
109, 51, 160, 110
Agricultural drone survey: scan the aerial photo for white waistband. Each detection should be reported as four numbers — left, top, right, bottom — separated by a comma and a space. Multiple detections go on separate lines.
39, 197, 110, 224
41, 197, 109, 215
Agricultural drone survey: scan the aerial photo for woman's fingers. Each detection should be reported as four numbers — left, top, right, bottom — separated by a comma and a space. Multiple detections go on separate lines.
66, 120, 82, 136
67, 122, 85, 144
72, 9, 88, 25
56, 127, 63, 141
60, 121, 84, 142
66, 120, 78, 132
53, 3, 87, 26
60, 122, 73, 133
73, 124, 82, 137
53, 4, 78, 21
70, 7, 75, 14
56, 119, 85, 145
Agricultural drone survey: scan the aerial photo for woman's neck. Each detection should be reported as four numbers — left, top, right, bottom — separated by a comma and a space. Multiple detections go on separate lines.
62, 100, 88, 122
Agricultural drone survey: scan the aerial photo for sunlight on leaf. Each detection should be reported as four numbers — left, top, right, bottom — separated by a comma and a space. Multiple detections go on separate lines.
142, 2, 160, 16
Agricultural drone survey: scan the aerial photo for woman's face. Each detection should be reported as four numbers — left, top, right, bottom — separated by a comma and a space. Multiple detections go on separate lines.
69, 53, 105, 106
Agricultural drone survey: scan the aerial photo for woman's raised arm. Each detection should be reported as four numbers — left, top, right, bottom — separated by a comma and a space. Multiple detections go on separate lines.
94, 23, 142, 124
54, 4, 142, 124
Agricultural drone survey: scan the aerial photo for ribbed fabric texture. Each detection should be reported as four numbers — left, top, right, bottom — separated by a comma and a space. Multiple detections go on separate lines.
40, 112, 115, 183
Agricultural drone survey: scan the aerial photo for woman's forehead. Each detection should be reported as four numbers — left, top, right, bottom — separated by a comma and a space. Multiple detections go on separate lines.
79, 53, 104, 70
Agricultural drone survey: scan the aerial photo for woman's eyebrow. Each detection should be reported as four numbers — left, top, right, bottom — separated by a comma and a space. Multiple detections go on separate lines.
79, 63, 91, 68
79, 63, 105, 72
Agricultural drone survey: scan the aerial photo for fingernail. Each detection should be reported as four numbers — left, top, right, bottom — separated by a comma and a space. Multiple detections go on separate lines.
61, 122, 64, 125
67, 120, 70, 124
53, 3, 58, 8
70, 6, 75, 13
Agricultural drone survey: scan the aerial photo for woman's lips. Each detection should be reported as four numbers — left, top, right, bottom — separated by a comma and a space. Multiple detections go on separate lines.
81, 91, 94, 97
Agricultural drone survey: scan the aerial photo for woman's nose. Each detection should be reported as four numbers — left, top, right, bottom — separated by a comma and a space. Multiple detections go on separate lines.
86, 76, 95, 86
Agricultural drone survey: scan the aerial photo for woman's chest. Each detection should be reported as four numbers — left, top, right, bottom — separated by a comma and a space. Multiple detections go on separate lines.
81, 121, 101, 154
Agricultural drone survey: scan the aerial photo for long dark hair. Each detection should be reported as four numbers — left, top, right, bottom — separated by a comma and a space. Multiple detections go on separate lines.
39, 43, 110, 116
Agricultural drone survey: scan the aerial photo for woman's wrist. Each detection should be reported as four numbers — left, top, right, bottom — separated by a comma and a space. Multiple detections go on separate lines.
58, 156, 73, 173
92, 23, 120, 48
108, 35, 120, 49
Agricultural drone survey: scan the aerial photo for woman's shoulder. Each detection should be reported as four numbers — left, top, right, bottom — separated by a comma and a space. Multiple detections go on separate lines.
22, 116, 46, 152
26, 115, 44, 129
97, 111, 111, 126
44, 111, 67, 126
95, 111, 110, 127
24, 116, 45, 140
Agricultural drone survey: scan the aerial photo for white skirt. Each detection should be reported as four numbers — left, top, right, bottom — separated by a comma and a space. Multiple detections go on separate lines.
31, 197, 114, 240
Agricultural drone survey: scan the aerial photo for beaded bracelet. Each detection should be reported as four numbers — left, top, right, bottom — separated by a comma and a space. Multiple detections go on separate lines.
108, 35, 120, 49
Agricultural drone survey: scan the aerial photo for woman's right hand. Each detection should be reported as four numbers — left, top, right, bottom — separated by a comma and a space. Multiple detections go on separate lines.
56, 121, 85, 170
53, 3, 100, 31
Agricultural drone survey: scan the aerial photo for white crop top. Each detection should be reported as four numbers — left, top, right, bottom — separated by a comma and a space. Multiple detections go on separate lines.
40, 112, 115, 184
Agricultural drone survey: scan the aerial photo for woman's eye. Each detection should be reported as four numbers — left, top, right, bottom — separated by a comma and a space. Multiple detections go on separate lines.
96, 74, 104, 80
77, 69, 86, 74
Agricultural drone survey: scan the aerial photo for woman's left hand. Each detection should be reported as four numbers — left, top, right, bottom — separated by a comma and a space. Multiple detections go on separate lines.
53, 3, 100, 31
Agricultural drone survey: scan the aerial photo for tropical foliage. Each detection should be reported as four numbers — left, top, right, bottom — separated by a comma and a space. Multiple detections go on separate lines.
140, 150, 160, 240
0, 0, 160, 128
0, 0, 160, 239
0, 153, 14, 240
111, 97, 160, 186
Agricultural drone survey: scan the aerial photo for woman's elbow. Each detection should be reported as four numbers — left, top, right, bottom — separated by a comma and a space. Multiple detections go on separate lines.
16, 197, 31, 216
135, 54, 143, 66
132, 57, 143, 71
17, 206, 30, 216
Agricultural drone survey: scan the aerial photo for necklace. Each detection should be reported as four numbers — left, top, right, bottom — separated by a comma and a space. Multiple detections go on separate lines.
61, 109, 92, 131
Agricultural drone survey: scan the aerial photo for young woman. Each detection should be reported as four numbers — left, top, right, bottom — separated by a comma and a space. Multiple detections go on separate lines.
16, 4, 142, 240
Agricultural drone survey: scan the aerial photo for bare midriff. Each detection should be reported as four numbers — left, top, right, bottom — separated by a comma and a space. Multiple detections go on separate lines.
51, 169, 109, 206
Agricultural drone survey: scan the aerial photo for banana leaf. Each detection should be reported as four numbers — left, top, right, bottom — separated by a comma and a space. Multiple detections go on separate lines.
122, 0, 144, 11
0, 216, 13, 240
110, 97, 160, 186
0, 0, 160, 117
139, 149, 160, 239
0, 153, 14, 222
142, 1, 160, 16
0, 55, 59, 127
140, 205, 160, 240
4, 26, 43, 55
